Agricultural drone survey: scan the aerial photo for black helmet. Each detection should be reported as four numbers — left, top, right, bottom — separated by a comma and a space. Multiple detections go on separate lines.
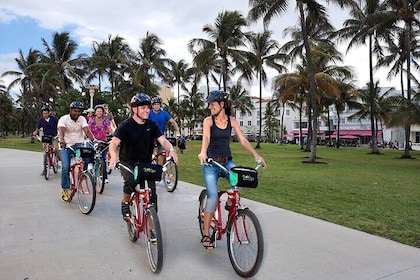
130, 93, 151, 107
41, 105, 50, 111
151, 96, 162, 104
69, 101, 84, 109
207, 90, 228, 103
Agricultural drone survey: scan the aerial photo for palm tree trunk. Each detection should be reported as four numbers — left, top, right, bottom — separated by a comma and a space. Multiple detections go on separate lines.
256, 70, 263, 149
368, 35, 380, 154
298, 2, 318, 162
402, 5, 412, 159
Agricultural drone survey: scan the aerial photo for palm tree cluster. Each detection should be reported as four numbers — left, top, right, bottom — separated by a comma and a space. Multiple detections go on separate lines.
1, 1, 419, 160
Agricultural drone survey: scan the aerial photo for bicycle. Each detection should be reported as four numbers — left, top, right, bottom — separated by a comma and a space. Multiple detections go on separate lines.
87, 140, 111, 194
198, 158, 264, 278
37, 135, 59, 180
66, 146, 96, 215
151, 149, 178, 192
116, 162, 163, 273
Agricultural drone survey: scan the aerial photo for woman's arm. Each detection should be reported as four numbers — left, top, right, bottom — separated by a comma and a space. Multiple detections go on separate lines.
198, 116, 212, 164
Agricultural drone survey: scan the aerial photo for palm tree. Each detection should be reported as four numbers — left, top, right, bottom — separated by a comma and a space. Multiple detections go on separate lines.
168, 59, 192, 104
134, 32, 171, 96
87, 34, 132, 98
248, 0, 351, 162
36, 32, 86, 93
189, 10, 250, 92
229, 82, 255, 117
371, 0, 420, 158
245, 30, 287, 148
334, 0, 387, 154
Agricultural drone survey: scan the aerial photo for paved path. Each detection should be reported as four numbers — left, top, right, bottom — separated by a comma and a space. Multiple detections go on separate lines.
1, 148, 419, 279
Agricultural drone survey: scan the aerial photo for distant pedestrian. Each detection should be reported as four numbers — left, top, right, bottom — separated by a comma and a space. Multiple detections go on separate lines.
178, 134, 186, 153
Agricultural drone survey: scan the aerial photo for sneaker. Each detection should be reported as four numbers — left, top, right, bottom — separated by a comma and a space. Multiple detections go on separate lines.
105, 179, 109, 184
121, 202, 130, 221
61, 189, 70, 202
150, 230, 157, 245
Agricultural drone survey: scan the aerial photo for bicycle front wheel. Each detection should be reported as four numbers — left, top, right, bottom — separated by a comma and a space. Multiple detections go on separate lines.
163, 160, 178, 192
45, 152, 50, 180
145, 207, 163, 273
77, 171, 96, 214
96, 159, 106, 194
227, 208, 264, 278
127, 198, 139, 242
52, 152, 58, 173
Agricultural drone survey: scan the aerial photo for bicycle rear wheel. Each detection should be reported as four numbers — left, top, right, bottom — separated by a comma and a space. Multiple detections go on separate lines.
145, 207, 163, 273
96, 159, 106, 194
163, 160, 178, 192
77, 171, 96, 214
44, 152, 50, 180
227, 208, 264, 278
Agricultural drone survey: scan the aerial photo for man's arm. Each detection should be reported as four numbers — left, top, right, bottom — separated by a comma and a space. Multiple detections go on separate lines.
169, 118, 180, 136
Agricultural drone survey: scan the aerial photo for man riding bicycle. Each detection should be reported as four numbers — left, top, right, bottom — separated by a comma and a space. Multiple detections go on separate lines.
58, 101, 96, 202
108, 93, 178, 219
32, 105, 59, 176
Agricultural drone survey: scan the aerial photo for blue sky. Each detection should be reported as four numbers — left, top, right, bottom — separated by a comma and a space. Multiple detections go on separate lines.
0, 0, 407, 98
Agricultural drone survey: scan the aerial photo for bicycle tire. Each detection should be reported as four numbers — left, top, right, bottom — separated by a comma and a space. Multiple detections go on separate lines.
197, 189, 207, 237
127, 198, 138, 242
227, 208, 264, 278
145, 207, 163, 273
77, 171, 96, 215
52, 153, 58, 173
96, 159, 106, 194
44, 152, 50, 180
163, 160, 178, 192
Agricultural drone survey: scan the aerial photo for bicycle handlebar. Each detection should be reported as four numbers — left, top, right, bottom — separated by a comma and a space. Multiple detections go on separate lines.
115, 162, 134, 175
206, 158, 264, 171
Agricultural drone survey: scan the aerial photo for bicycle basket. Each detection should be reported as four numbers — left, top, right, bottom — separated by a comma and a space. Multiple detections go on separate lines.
229, 167, 258, 188
41, 135, 53, 143
134, 162, 163, 182
76, 147, 95, 160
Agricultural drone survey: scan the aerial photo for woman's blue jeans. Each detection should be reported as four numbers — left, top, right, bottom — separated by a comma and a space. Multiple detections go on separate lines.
201, 160, 235, 212
60, 143, 85, 189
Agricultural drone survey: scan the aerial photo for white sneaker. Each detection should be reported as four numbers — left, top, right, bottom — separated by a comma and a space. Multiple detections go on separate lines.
105, 179, 109, 184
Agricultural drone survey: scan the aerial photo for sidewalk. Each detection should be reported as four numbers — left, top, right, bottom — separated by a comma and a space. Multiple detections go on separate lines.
1, 148, 419, 279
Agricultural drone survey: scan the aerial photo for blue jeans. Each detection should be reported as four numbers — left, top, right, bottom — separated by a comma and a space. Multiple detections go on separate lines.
201, 160, 235, 212
60, 143, 85, 189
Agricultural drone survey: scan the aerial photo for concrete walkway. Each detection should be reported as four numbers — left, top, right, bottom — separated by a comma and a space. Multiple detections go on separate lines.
1, 148, 419, 279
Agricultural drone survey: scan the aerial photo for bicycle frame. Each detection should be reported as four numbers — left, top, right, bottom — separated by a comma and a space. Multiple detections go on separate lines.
69, 156, 84, 199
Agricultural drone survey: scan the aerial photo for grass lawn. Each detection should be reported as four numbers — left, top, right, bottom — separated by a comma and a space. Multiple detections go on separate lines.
1, 135, 420, 247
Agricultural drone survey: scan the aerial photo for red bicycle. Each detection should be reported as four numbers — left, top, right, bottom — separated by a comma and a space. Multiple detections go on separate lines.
151, 150, 178, 192
67, 146, 96, 215
116, 162, 163, 273
198, 158, 264, 278
38, 135, 59, 180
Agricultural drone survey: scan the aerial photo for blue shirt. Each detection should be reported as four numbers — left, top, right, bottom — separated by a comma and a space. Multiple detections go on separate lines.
149, 109, 172, 135
36, 115, 58, 136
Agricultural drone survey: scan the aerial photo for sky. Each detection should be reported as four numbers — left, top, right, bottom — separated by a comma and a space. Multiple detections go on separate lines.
0, 0, 406, 99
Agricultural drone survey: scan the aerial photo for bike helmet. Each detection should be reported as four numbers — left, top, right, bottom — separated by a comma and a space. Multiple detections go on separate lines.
151, 96, 162, 104
206, 90, 228, 103
130, 93, 151, 107
94, 104, 104, 111
41, 105, 50, 111
69, 101, 84, 109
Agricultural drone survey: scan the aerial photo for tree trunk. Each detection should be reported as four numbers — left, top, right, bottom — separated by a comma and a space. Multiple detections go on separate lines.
368, 35, 380, 154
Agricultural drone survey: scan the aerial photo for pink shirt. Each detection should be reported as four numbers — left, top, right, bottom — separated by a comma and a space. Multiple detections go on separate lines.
88, 117, 111, 141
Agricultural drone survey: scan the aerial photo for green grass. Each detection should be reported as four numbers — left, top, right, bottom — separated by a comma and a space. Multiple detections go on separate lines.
2, 135, 420, 247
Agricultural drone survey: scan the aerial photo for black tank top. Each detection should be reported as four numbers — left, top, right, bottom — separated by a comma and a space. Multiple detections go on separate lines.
207, 116, 232, 158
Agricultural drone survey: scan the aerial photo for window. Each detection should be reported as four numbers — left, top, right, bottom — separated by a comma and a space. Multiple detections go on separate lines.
248, 111, 252, 117
416, 132, 420, 143
240, 121, 243, 126
248, 121, 252, 126
286, 109, 290, 116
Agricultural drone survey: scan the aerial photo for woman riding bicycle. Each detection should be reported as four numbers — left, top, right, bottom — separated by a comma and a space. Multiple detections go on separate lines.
88, 104, 113, 183
108, 92, 178, 219
197, 90, 266, 250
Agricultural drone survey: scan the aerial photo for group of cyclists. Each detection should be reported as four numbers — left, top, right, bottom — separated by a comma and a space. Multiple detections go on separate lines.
33, 90, 265, 252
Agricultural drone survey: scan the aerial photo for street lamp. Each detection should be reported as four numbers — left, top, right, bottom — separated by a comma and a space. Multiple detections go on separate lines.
87, 86, 97, 109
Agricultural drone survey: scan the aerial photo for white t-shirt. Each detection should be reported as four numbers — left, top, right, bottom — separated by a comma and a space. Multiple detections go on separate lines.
57, 114, 88, 146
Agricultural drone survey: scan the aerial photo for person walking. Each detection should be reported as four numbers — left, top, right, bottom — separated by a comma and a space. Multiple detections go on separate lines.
58, 101, 96, 202
103, 104, 117, 133
197, 90, 266, 249
32, 105, 59, 175
108, 93, 178, 219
